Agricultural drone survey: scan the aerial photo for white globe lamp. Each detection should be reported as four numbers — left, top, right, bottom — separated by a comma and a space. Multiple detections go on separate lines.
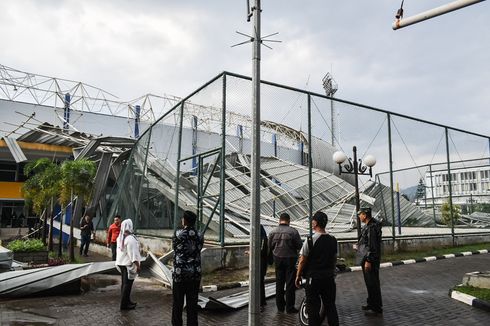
333, 151, 347, 165
363, 155, 376, 168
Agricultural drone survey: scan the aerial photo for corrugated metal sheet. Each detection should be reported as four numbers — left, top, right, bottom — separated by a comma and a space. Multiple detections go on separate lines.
141, 152, 363, 238
364, 181, 432, 226
2, 137, 27, 162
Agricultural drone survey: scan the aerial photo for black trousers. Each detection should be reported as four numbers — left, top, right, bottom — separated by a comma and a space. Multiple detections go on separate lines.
362, 260, 382, 312
305, 276, 339, 326
111, 243, 117, 261
119, 266, 135, 308
172, 280, 200, 326
79, 234, 91, 255
260, 258, 267, 306
274, 256, 297, 311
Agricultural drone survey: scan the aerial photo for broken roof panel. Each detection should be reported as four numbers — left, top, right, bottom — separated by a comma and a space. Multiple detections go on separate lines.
2, 137, 27, 162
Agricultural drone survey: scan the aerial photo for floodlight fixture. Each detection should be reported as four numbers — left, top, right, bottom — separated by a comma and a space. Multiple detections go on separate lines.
322, 73, 338, 97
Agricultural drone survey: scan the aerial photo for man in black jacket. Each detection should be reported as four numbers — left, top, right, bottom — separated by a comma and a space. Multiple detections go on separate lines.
358, 207, 383, 316
295, 211, 339, 326
268, 213, 302, 313
79, 215, 94, 257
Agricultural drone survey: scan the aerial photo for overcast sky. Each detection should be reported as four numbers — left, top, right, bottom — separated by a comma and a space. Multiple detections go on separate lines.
1, 0, 489, 136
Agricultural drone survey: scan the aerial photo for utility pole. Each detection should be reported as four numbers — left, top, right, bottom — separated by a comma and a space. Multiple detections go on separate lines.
248, 0, 261, 325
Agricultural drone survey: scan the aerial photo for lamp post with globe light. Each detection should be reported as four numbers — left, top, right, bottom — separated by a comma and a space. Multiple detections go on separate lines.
333, 146, 376, 240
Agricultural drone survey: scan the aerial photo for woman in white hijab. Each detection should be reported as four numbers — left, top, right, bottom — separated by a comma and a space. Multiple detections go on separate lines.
115, 219, 141, 310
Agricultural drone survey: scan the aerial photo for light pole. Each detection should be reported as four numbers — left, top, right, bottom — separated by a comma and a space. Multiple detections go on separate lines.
333, 146, 376, 239
322, 73, 338, 147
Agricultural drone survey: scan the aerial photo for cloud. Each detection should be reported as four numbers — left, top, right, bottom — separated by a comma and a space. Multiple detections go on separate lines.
0, 0, 488, 138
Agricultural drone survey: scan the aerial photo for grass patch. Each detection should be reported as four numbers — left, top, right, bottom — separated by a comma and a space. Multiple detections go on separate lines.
202, 267, 275, 286
7, 239, 45, 252
455, 285, 490, 302
48, 251, 82, 265
342, 242, 490, 267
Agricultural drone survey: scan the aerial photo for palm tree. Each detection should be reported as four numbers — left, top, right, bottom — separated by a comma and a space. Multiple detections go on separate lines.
22, 159, 61, 250
441, 200, 461, 226
60, 159, 96, 262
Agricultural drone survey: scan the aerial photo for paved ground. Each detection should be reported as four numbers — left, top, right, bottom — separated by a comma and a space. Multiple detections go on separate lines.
1, 254, 489, 325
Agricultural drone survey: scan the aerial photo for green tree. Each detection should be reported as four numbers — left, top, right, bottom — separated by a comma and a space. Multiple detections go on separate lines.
59, 159, 96, 262
22, 159, 61, 250
473, 203, 490, 213
415, 178, 426, 206
441, 200, 461, 226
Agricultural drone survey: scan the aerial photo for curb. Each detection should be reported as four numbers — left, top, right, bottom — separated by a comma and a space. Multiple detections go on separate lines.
449, 288, 490, 312
198, 249, 489, 293
343, 249, 489, 272
201, 277, 276, 293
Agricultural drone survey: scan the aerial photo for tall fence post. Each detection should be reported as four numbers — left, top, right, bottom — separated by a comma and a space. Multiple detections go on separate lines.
134, 104, 141, 139
220, 74, 227, 247
63, 93, 71, 131
429, 164, 437, 226
445, 128, 455, 246
237, 125, 243, 153
191, 116, 198, 175
387, 113, 396, 246
396, 183, 402, 235
488, 138, 490, 165
134, 129, 152, 230
197, 156, 203, 227
307, 94, 313, 236
173, 102, 185, 231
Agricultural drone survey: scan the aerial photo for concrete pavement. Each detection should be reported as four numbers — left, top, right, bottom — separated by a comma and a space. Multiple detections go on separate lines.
1, 254, 489, 325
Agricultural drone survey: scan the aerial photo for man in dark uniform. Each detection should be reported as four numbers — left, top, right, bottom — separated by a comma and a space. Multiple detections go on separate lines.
260, 224, 268, 311
295, 211, 339, 326
357, 207, 383, 316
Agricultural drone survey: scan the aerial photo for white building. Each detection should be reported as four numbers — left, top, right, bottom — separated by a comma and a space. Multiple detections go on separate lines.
424, 165, 490, 206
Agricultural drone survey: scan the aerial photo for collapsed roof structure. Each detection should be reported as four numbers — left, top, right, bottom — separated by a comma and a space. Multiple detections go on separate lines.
105, 72, 439, 242
2, 65, 489, 245
0, 121, 135, 234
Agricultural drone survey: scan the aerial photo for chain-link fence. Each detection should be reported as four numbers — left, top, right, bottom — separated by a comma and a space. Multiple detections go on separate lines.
105, 71, 490, 245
